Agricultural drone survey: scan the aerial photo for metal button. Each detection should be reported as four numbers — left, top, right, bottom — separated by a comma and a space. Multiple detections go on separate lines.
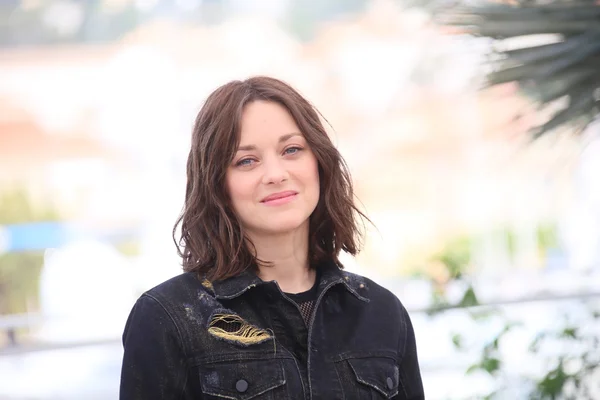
236, 379, 248, 393
386, 377, 394, 390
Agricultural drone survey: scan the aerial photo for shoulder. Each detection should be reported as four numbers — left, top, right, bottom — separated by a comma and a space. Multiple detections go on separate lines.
126, 272, 216, 335
144, 271, 211, 303
128, 271, 214, 325
340, 270, 398, 301
341, 270, 407, 314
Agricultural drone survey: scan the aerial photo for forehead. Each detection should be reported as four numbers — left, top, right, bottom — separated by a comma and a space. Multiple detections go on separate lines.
239, 100, 300, 141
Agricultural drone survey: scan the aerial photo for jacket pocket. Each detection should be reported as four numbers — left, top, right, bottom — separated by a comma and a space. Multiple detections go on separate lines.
199, 359, 287, 400
335, 355, 400, 399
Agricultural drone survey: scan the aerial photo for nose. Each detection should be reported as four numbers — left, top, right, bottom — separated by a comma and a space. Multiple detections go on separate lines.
261, 156, 289, 185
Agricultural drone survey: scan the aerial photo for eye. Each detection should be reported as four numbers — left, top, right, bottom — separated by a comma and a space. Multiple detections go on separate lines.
284, 146, 303, 155
235, 158, 255, 167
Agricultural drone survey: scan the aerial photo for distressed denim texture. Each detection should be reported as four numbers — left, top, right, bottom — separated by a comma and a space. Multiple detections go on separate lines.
120, 261, 425, 400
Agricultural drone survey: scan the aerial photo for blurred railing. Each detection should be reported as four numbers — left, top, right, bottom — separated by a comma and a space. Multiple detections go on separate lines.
1, 289, 599, 356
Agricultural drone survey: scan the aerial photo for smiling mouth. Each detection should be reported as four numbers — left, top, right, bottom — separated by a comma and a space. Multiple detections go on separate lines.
261, 191, 298, 205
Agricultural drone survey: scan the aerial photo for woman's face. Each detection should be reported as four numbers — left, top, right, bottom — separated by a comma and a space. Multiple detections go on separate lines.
225, 100, 320, 238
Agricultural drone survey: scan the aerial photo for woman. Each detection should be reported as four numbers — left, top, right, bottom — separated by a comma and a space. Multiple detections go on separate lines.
120, 76, 424, 399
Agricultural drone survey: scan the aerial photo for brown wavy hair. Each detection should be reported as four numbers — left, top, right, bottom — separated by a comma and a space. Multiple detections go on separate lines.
173, 76, 368, 281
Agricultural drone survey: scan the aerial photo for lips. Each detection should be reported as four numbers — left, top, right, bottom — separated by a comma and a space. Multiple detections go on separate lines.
261, 190, 298, 203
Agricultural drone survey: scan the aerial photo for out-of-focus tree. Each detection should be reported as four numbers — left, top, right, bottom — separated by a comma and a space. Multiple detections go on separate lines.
0, 0, 142, 47
0, 189, 60, 315
420, 0, 600, 139
0, 0, 374, 47
287, 0, 368, 40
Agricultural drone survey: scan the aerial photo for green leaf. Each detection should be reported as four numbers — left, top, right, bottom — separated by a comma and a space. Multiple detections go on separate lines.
561, 327, 578, 339
503, 321, 523, 333
537, 362, 569, 397
468, 308, 498, 321
466, 364, 480, 375
482, 391, 499, 400
452, 333, 463, 349
481, 357, 501, 375
458, 286, 479, 308
492, 337, 500, 350
529, 332, 545, 353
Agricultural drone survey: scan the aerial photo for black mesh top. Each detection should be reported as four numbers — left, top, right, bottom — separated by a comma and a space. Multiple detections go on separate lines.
284, 270, 320, 324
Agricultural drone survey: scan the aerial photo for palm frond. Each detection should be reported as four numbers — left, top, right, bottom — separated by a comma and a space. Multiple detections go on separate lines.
427, 0, 600, 138
524, 67, 597, 104
503, 33, 594, 65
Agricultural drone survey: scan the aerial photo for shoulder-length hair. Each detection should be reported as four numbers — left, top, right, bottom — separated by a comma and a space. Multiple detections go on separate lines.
173, 76, 368, 281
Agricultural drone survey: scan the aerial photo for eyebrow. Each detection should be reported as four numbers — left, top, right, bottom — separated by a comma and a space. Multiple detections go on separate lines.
236, 133, 303, 152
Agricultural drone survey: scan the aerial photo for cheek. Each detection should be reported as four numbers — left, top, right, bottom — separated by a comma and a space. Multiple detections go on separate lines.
226, 173, 254, 207
225, 175, 241, 207
308, 156, 320, 188
304, 158, 320, 202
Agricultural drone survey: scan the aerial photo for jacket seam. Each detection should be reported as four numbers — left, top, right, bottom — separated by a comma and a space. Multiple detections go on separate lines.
400, 304, 408, 359
331, 352, 398, 363
143, 293, 189, 399
333, 361, 346, 400
398, 300, 409, 399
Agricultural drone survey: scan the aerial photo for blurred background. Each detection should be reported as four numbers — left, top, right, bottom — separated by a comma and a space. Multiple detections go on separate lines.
1, 0, 599, 398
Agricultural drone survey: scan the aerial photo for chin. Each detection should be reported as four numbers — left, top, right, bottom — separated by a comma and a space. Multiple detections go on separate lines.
254, 215, 310, 236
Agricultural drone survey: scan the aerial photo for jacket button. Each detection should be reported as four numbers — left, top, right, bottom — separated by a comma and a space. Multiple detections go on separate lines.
386, 377, 394, 390
236, 379, 248, 393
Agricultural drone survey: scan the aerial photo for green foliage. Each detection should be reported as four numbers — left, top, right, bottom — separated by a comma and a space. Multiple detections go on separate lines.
0, 188, 61, 315
503, 227, 517, 263
286, 0, 368, 41
0, 252, 44, 315
537, 222, 560, 253
536, 360, 570, 400
530, 321, 600, 400
0, 190, 60, 224
452, 333, 463, 349
425, 226, 598, 399
430, 270, 599, 399
114, 239, 141, 257
432, 235, 472, 280
426, 223, 559, 282
466, 321, 522, 380
458, 286, 479, 308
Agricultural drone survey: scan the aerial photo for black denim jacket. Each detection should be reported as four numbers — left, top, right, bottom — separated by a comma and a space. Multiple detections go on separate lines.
120, 262, 424, 399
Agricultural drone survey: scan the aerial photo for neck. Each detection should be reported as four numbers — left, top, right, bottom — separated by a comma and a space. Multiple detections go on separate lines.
247, 223, 315, 294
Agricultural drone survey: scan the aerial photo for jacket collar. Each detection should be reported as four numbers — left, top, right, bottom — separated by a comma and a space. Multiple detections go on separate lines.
210, 259, 369, 302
